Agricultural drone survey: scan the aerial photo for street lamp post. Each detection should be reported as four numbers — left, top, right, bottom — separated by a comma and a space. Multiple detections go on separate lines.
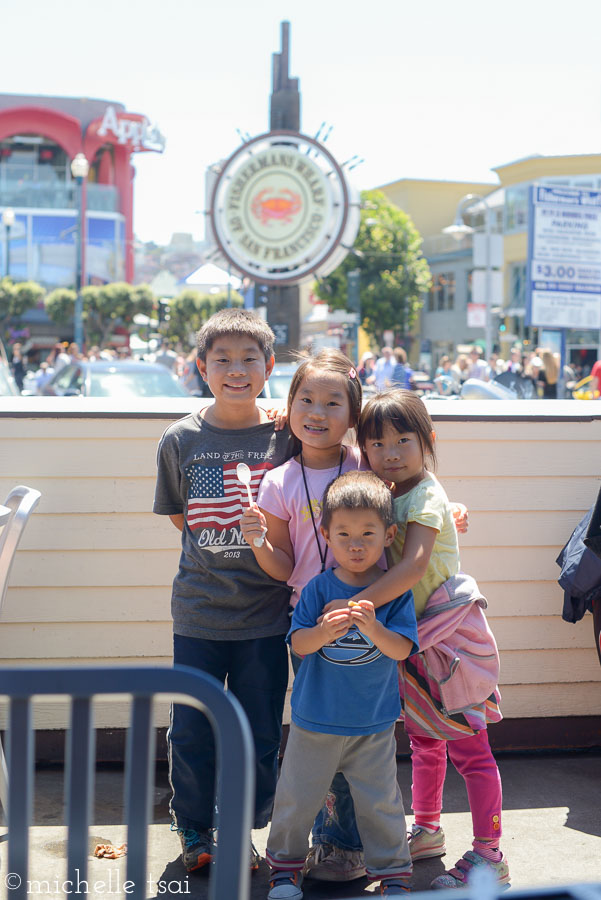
443, 194, 493, 360
70, 153, 89, 349
347, 268, 361, 363
2, 208, 15, 278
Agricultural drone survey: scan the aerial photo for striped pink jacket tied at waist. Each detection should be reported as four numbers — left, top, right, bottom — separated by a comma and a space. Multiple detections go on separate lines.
416, 572, 500, 716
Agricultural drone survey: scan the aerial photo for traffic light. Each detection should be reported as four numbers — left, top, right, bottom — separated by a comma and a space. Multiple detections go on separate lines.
347, 269, 360, 312
256, 284, 269, 306
157, 297, 170, 325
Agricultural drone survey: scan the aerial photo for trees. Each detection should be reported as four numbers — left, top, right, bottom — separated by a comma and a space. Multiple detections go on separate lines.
0, 278, 45, 351
45, 282, 155, 348
163, 290, 243, 345
314, 190, 431, 344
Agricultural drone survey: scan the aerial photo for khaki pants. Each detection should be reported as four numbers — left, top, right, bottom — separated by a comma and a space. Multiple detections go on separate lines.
266, 723, 412, 880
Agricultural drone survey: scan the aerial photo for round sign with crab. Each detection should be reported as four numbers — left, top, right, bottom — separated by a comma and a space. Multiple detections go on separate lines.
209, 131, 360, 285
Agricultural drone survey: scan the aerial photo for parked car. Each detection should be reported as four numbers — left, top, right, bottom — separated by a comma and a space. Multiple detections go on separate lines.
262, 362, 299, 400
42, 360, 191, 398
0, 363, 20, 396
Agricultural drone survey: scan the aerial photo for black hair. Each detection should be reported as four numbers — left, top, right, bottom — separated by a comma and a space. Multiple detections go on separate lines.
321, 471, 394, 531
358, 389, 437, 470
196, 308, 275, 361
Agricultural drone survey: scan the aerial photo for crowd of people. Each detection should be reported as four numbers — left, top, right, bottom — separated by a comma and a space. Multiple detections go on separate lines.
153, 308, 510, 898
5, 338, 206, 396
358, 343, 598, 399
6, 335, 600, 401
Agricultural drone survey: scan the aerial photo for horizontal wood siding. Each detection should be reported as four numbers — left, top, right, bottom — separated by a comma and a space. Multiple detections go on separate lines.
1, 404, 600, 730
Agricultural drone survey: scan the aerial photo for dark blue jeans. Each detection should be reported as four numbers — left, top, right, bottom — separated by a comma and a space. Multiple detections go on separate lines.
311, 772, 363, 852
169, 632, 288, 831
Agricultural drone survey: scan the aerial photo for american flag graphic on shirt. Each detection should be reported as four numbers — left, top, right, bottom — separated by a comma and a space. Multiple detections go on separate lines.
185, 461, 270, 532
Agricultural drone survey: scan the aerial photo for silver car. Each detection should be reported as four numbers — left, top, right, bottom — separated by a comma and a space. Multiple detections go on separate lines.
42, 360, 191, 398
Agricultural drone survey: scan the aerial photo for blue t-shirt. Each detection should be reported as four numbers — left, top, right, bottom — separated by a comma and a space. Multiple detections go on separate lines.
288, 569, 419, 736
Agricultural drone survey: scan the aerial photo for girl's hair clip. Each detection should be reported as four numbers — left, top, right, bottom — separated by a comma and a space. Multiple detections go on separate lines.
349, 367, 357, 379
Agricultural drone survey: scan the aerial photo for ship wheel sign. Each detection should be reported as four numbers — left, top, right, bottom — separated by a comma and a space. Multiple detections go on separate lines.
209, 131, 360, 285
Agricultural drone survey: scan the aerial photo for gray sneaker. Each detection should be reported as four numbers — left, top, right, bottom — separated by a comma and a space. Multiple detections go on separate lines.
408, 824, 446, 860
431, 850, 510, 889
268, 871, 303, 899
303, 843, 366, 881
172, 825, 214, 872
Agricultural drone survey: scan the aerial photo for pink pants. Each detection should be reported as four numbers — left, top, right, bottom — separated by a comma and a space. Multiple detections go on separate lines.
409, 730, 502, 842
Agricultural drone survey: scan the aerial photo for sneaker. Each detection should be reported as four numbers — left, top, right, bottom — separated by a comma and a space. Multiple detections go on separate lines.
267, 871, 303, 900
250, 840, 261, 871
380, 879, 411, 895
431, 850, 510, 890
303, 843, 366, 881
408, 824, 446, 860
172, 825, 214, 872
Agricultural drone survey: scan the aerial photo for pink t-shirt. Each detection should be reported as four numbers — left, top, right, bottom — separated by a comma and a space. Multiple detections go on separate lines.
258, 445, 367, 606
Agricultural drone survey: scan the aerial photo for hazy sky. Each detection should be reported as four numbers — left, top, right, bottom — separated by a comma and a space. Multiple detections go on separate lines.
5, 0, 601, 244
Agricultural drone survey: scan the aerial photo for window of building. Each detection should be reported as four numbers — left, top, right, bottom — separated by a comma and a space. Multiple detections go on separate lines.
437, 274, 446, 310
446, 272, 455, 310
510, 262, 527, 309
505, 185, 529, 233
428, 281, 436, 311
0, 137, 71, 208
428, 272, 455, 311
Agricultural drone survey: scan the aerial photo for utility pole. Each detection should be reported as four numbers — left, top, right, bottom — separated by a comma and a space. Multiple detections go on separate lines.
266, 21, 301, 359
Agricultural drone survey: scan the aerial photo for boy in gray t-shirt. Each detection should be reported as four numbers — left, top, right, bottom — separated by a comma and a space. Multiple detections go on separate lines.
153, 309, 292, 873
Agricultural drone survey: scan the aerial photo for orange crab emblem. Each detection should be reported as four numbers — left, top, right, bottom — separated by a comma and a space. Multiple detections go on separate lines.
251, 188, 302, 225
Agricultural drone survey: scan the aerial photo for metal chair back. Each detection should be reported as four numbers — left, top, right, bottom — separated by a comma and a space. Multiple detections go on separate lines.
0, 484, 42, 613
0, 665, 255, 900
0, 485, 42, 814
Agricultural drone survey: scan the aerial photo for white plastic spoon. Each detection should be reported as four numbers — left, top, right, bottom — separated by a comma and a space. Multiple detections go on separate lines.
236, 463, 265, 547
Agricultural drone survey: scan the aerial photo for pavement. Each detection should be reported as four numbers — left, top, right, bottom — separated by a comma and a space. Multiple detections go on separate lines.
1, 751, 600, 899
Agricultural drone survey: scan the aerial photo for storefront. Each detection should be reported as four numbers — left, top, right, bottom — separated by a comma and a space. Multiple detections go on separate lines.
0, 94, 164, 288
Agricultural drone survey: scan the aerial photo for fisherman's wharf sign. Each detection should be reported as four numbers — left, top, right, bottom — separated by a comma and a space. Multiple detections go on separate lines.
209, 132, 359, 285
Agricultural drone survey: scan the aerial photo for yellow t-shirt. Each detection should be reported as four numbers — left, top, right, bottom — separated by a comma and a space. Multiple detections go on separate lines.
387, 473, 460, 619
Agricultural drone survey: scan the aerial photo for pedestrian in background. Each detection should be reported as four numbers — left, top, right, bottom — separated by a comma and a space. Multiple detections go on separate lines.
450, 354, 470, 391
435, 356, 452, 377
10, 342, 26, 392
537, 349, 559, 399
357, 351, 376, 386
154, 339, 177, 370
467, 347, 489, 381
505, 347, 522, 374
391, 347, 413, 389
589, 356, 601, 396
371, 346, 395, 391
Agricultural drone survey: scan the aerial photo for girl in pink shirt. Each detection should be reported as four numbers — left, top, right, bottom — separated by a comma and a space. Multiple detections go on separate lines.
241, 349, 366, 614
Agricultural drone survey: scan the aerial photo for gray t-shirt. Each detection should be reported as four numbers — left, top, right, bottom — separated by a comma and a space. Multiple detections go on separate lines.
154, 412, 293, 640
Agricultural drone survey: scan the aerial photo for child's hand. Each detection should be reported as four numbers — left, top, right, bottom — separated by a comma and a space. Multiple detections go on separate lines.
348, 599, 377, 636
240, 504, 267, 547
321, 597, 351, 615
451, 502, 469, 534
320, 608, 351, 642
265, 405, 288, 431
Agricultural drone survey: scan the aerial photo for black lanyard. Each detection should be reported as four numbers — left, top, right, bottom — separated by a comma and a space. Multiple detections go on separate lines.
300, 449, 344, 573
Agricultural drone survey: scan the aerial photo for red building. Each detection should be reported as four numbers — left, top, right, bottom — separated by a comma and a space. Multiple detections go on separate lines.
0, 94, 164, 286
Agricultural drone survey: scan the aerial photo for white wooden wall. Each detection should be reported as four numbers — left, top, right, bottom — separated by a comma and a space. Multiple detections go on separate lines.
1, 398, 600, 729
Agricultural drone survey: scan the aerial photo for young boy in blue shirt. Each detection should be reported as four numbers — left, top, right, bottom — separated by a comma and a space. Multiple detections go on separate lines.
265, 471, 418, 899
153, 309, 292, 872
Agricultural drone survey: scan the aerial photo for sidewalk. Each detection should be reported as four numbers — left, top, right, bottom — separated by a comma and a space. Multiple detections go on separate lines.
2, 751, 600, 898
